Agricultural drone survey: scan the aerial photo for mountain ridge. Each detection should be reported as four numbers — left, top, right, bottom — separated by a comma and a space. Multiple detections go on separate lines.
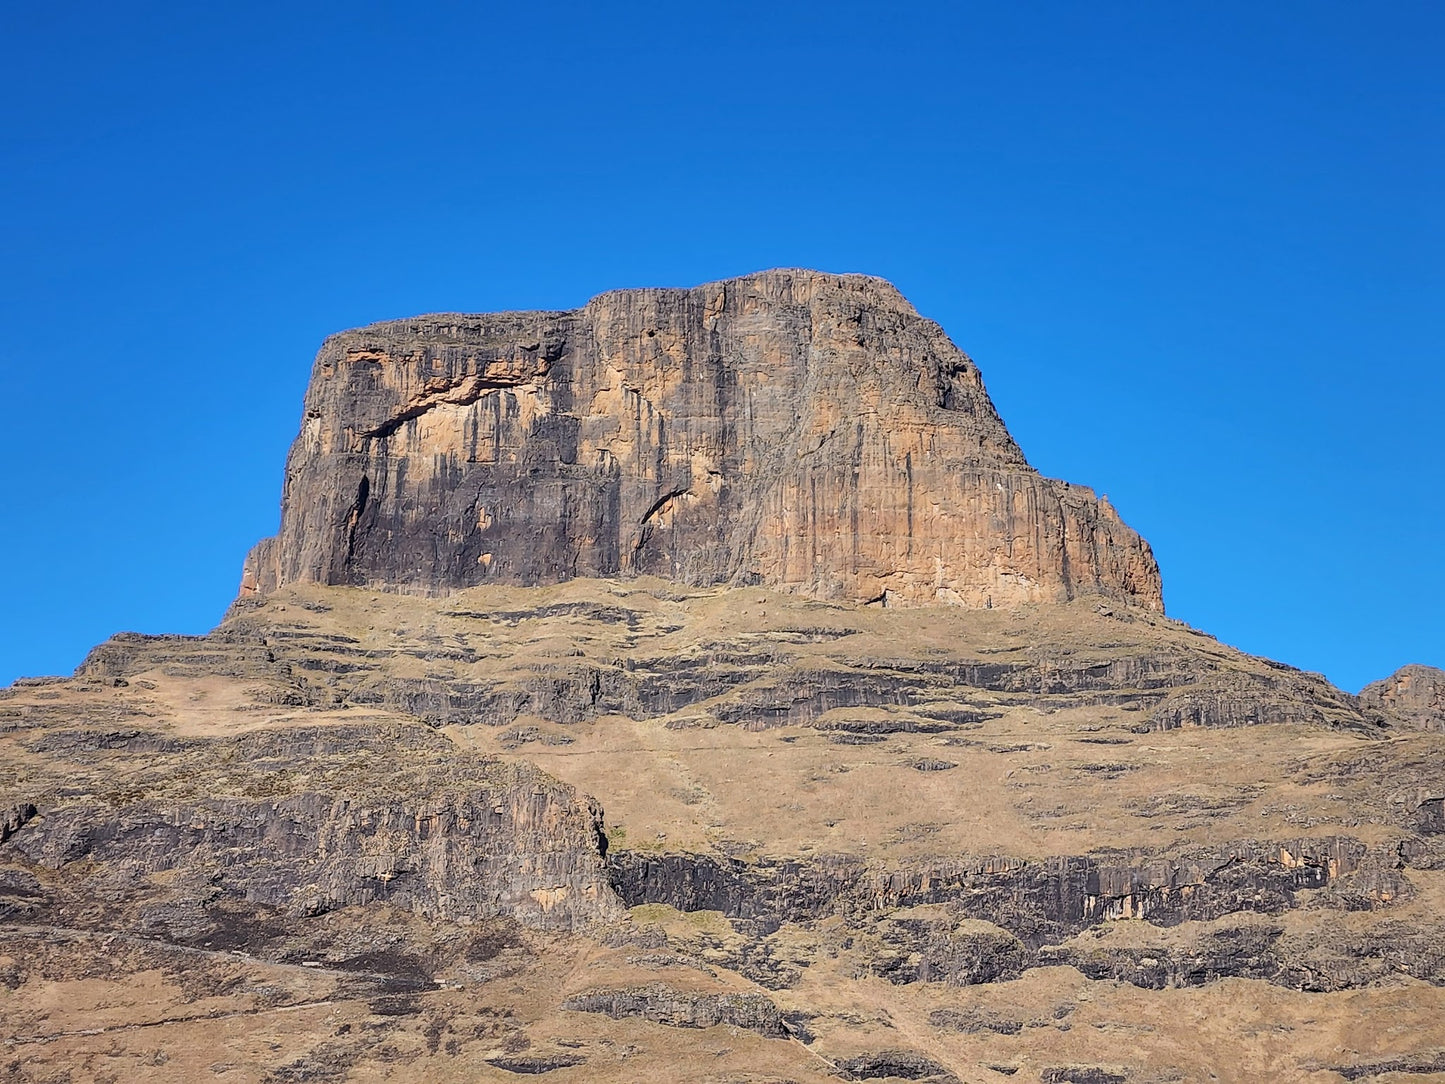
5, 271, 1445, 1082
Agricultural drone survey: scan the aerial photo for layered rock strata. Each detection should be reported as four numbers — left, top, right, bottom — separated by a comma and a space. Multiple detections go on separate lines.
1360, 663, 1445, 732
5, 582, 1445, 1080
4, 721, 621, 932
244, 270, 1162, 610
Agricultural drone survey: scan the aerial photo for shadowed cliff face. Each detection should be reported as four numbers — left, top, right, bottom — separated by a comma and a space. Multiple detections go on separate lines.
243, 270, 1163, 611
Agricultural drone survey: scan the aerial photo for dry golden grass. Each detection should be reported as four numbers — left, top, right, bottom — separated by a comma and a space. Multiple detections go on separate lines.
3, 579, 1442, 1082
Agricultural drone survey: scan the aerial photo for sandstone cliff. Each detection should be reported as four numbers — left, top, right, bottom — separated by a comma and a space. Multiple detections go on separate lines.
243, 270, 1163, 611
1360, 663, 1445, 732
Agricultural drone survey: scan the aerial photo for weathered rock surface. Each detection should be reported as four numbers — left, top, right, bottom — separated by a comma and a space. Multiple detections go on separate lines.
244, 270, 1162, 611
607, 835, 1396, 949
560, 982, 787, 1036
837, 1049, 962, 1082
1360, 664, 1445, 732
1329, 1051, 1445, 1081
1041, 1069, 1127, 1084
4, 721, 621, 932
483, 1053, 587, 1074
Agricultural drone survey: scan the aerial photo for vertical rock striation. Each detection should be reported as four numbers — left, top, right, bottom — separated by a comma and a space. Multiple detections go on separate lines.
1360, 664, 1445, 732
244, 270, 1162, 611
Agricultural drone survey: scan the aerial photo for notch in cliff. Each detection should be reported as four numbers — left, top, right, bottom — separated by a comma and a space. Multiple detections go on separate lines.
242, 269, 1163, 612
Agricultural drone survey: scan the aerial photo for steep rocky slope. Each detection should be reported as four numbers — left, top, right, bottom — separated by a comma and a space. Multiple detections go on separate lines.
5, 582, 1444, 1082
1360, 664, 1445, 732
243, 270, 1161, 611
4, 273, 1442, 1083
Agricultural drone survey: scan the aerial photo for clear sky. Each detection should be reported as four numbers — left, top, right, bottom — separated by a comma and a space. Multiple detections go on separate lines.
1, 2, 1440, 693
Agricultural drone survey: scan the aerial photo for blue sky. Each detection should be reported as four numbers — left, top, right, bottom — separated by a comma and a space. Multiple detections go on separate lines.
1, 2, 1440, 692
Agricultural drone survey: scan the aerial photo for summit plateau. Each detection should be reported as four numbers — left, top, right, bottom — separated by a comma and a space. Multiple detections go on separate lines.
4, 271, 1444, 1084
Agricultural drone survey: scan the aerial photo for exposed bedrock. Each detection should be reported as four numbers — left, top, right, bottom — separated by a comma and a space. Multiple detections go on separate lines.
72, 613, 1374, 736
1360, 664, 1445, 732
1042, 919, 1445, 993
610, 843, 1445, 993
560, 982, 788, 1037
244, 270, 1163, 611
607, 837, 1395, 944
836, 1050, 962, 1083
4, 724, 622, 932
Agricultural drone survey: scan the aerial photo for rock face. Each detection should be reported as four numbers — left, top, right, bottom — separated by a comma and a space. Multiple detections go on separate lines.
606, 836, 1392, 951
1360, 664, 1445, 732
244, 270, 1162, 611
560, 983, 787, 1036
4, 719, 622, 933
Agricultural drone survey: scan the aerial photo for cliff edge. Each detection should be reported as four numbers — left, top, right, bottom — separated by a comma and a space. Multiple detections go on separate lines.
243, 269, 1162, 611
1360, 664, 1445, 732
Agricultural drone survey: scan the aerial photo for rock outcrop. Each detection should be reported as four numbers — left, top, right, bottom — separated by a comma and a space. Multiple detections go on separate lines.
1360, 664, 1445, 732
244, 270, 1162, 611
560, 983, 787, 1036
606, 836, 1388, 948
4, 721, 622, 933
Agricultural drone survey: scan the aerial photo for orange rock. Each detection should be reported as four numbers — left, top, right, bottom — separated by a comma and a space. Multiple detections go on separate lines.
245, 270, 1163, 612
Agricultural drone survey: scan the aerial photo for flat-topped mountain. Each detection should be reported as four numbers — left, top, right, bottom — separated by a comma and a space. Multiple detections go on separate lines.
5, 272, 1443, 1083
243, 270, 1162, 611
